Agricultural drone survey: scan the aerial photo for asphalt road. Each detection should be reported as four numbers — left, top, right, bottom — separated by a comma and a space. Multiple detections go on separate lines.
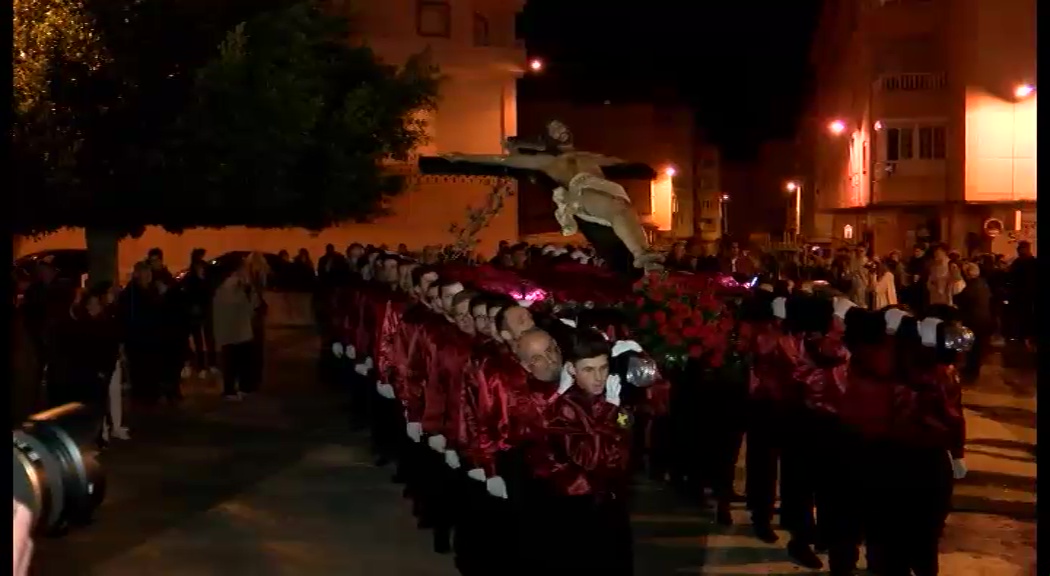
29, 331, 1035, 576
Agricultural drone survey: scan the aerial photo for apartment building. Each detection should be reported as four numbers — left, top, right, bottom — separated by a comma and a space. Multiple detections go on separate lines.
808, 0, 1036, 255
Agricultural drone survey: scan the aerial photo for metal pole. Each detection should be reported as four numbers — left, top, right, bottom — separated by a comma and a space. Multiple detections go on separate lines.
795, 186, 802, 241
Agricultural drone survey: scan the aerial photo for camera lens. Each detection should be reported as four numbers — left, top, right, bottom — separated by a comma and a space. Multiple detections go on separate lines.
12, 403, 106, 535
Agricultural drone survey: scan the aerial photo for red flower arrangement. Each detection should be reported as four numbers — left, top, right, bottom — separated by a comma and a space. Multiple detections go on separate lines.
623, 271, 749, 374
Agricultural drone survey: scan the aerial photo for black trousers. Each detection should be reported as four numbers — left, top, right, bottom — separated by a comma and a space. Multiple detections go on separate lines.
126, 348, 162, 401
697, 381, 747, 502
745, 400, 783, 526
865, 442, 954, 576
779, 409, 822, 544
541, 494, 634, 576
221, 342, 255, 396
187, 320, 217, 370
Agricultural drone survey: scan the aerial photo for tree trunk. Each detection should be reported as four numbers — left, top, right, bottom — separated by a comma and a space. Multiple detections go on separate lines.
85, 227, 121, 287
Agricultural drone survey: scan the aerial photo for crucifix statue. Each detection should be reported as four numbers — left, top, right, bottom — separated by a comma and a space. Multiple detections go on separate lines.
420, 120, 664, 278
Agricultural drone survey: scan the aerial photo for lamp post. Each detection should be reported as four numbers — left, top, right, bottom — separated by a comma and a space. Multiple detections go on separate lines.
785, 181, 801, 242
720, 193, 730, 236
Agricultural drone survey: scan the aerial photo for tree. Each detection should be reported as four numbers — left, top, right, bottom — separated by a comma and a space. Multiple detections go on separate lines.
158, 2, 440, 231
13, 0, 439, 283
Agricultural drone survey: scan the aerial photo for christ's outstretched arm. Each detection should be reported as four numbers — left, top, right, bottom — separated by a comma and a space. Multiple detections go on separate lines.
439, 153, 556, 171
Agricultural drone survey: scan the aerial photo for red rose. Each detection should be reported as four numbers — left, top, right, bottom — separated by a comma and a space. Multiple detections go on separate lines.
688, 345, 704, 358
709, 352, 724, 368
682, 325, 700, 339
636, 297, 646, 307
638, 313, 651, 327
653, 310, 667, 325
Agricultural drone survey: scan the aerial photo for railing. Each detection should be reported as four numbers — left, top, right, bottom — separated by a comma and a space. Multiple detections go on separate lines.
878, 72, 947, 92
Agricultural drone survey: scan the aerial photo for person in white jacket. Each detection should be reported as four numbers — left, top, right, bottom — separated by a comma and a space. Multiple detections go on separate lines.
872, 259, 898, 310
212, 264, 260, 400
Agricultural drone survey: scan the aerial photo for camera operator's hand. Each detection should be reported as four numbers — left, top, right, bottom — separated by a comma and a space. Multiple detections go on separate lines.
13, 499, 33, 576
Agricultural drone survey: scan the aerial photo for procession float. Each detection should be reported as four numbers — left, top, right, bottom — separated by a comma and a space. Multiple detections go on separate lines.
417, 120, 976, 437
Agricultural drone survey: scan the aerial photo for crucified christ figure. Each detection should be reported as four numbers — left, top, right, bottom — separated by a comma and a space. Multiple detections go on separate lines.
437, 120, 665, 276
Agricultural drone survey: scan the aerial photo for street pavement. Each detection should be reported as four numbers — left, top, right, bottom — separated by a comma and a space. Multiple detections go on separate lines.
31, 330, 1036, 576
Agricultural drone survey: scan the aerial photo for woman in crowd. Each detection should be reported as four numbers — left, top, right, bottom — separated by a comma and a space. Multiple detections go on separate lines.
872, 259, 898, 310
182, 260, 217, 379
46, 287, 121, 419
212, 263, 260, 400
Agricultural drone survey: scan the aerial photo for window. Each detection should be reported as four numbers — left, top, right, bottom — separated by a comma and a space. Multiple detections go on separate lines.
886, 127, 913, 161
702, 200, 712, 210
919, 126, 946, 159
417, 1, 451, 38
672, 194, 680, 215
472, 13, 490, 46
887, 123, 945, 161
844, 224, 854, 240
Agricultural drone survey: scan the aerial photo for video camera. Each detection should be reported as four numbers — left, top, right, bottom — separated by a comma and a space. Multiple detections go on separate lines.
12, 403, 106, 535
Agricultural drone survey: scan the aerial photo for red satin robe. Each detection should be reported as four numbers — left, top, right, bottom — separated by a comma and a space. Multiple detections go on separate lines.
353, 281, 389, 361
399, 304, 433, 423
528, 386, 633, 499
416, 313, 453, 435
376, 292, 410, 387
792, 324, 851, 417
893, 352, 967, 456
432, 323, 478, 451
746, 320, 803, 406
467, 341, 518, 475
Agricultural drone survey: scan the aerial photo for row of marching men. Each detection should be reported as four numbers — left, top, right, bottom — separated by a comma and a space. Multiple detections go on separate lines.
736, 290, 969, 576
328, 251, 666, 576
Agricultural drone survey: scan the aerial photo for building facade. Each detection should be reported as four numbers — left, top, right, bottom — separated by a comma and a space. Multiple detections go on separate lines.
19, 0, 527, 273
808, 0, 1036, 256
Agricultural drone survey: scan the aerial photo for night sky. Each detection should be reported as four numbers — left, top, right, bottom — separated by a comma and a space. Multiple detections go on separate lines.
518, 0, 824, 161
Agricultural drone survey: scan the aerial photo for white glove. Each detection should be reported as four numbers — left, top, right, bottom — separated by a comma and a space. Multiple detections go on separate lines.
364, 356, 374, 370
444, 450, 461, 469
346, 344, 356, 360
486, 476, 509, 499
331, 342, 344, 358
428, 434, 447, 453
354, 362, 369, 375
376, 383, 395, 399
406, 422, 422, 443
467, 468, 486, 482
951, 457, 968, 480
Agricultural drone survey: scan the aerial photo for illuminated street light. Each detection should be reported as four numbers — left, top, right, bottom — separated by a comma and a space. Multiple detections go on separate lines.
828, 120, 846, 135
874, 120, 883, 131
785, 182, 801, 241
664, 166, 676, 177
785, 181, 799, 192
1014, 84, 1035, 99
528, 58, 543, 72
721, 194, 729, 201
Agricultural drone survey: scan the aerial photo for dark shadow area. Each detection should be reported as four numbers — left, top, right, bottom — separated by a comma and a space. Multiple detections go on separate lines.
963, 405, 1037, 430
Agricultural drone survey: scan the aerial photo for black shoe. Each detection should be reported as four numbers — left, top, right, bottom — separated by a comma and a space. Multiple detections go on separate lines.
716, 502, 733, 526
752, 523, 779, 543
787, 540, 824, 570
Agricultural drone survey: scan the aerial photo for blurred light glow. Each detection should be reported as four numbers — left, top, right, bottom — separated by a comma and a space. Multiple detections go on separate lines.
874, 120, 883, 131
528, 59, 543, 72
1015, 210, 1023, 231
1014, 84, 1034, 99
828, 120, 846, 135
785, 181, 799, 192
650, 173, 674, 232
664, 166, 676, 177
721, 194, 730, 201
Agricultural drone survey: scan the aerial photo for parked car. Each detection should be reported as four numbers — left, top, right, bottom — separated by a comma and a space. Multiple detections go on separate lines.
14, 249, 89, 292
176, 251, 299, 290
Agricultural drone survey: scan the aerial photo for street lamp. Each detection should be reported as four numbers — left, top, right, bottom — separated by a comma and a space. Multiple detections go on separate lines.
785, 181, 802, 241
528, 58, 543, 72
1014, 83, 1035, 100
664, 166, 676, 177
828, 120, 846, 135
719, 194, 730, 236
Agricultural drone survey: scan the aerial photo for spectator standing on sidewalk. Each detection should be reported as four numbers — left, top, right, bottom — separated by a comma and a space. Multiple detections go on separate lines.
147, 247, 175, 286
183, 260, 218, 379
246, 252, 270, 391
46, 289, 120, 414
213, 263, 259, 400
118, 262, 165, 404
955, 262, 994, 382
155, 278, 188, 403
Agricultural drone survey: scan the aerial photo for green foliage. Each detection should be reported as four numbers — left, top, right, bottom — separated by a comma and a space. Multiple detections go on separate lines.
158, 2, 441, 231
13, 0, 440, 237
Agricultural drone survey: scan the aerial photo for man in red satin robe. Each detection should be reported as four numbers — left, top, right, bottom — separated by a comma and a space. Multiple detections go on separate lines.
528, 329, 634, 576
495, 304, 536, 355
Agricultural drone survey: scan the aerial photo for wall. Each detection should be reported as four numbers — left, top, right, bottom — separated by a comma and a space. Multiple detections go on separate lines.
18, 0, 527, 272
